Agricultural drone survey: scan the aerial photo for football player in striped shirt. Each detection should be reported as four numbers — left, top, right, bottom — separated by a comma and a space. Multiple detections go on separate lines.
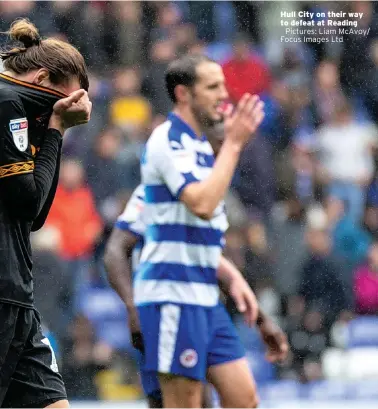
105, 183, 288, 408
115, 54, 287, 408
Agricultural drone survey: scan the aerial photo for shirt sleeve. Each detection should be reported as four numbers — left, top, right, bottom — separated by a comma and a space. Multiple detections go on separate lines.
115, 185, 146, 239
0, 94, 34, 176
150, 133, 200, 198
0, 92, 63, 221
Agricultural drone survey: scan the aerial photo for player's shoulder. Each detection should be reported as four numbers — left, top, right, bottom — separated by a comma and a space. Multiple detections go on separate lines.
147, 119, 172, 149
147, 117, 196, 152
0, 85, 22, 105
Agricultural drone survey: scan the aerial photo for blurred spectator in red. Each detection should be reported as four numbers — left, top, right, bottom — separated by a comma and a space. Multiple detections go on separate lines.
354, 242, 378, 315
46, 159, 103, 313
316, 98, 378, 223
47, 159, 103, 261
222, 32, 271, 103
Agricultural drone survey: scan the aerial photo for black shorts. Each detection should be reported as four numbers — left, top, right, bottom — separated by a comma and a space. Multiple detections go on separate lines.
0, 303, 67, 408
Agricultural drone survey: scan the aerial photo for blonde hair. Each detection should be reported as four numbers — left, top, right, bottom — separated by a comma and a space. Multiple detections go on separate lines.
1, 18, 88, 91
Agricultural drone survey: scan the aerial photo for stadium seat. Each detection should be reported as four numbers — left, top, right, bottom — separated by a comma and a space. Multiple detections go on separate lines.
345, 347, 378, 379
78, 287, 133, 353
349, 379, 378, 400
304, 380, 349, 401
347, 317, 378, 348
258, 380, 300, 402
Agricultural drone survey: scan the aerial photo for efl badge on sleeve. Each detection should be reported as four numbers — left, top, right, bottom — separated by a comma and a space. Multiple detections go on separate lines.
9, 118, 28, 152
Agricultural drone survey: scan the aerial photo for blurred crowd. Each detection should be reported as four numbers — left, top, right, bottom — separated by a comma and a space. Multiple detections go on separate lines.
2, 0, 378, 401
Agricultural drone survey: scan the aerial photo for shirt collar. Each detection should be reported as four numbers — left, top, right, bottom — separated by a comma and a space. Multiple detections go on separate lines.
167, 112, 207, 142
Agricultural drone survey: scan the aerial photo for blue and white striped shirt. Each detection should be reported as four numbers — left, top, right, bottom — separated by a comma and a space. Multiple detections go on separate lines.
115, 185, 145, 275
136, 112, 229, 307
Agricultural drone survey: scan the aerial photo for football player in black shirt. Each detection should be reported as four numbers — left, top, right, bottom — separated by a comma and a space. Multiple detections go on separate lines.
0, 18, 91, 408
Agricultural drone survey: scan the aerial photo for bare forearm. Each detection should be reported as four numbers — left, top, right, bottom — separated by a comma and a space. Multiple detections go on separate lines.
182, 140, 242, 218
104, 246, 134, 310
217, 255, 244, 287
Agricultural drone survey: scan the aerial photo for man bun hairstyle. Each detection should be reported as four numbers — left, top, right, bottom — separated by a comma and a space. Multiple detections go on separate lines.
165, 54, 215, 103
1, 18, 89, 91
8, 18, 41, 48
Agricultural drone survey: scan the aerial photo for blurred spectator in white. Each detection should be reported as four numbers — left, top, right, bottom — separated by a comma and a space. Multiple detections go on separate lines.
222, 32, 271, 103
316, 98, 378, 223
354, 242, 378, 315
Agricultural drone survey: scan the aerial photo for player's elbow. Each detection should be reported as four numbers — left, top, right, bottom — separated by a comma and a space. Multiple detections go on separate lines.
180, 185, 215, 220
188, 201, 214, 220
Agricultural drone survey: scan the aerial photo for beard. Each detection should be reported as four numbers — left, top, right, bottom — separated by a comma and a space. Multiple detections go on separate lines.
191, 102, 223, 130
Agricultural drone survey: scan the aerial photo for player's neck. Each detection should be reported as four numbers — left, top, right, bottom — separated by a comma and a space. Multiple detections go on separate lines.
172, 107, 203, 139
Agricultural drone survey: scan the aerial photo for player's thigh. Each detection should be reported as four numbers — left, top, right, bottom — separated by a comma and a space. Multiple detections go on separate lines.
207, 358, 258, 408
158, 374, 203, 408
138, 304, 209, 407
2, 310, 67, 408
206, 304, 258, 408
45, 400, 69, 408
137, 303, 208, 378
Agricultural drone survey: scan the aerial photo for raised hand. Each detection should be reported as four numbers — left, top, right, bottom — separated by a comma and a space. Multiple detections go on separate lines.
49, 89, 92, 134
223, 94, 264, 150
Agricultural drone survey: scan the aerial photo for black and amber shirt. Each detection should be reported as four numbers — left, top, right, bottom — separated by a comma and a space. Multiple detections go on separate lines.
0, 73, 65, 307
